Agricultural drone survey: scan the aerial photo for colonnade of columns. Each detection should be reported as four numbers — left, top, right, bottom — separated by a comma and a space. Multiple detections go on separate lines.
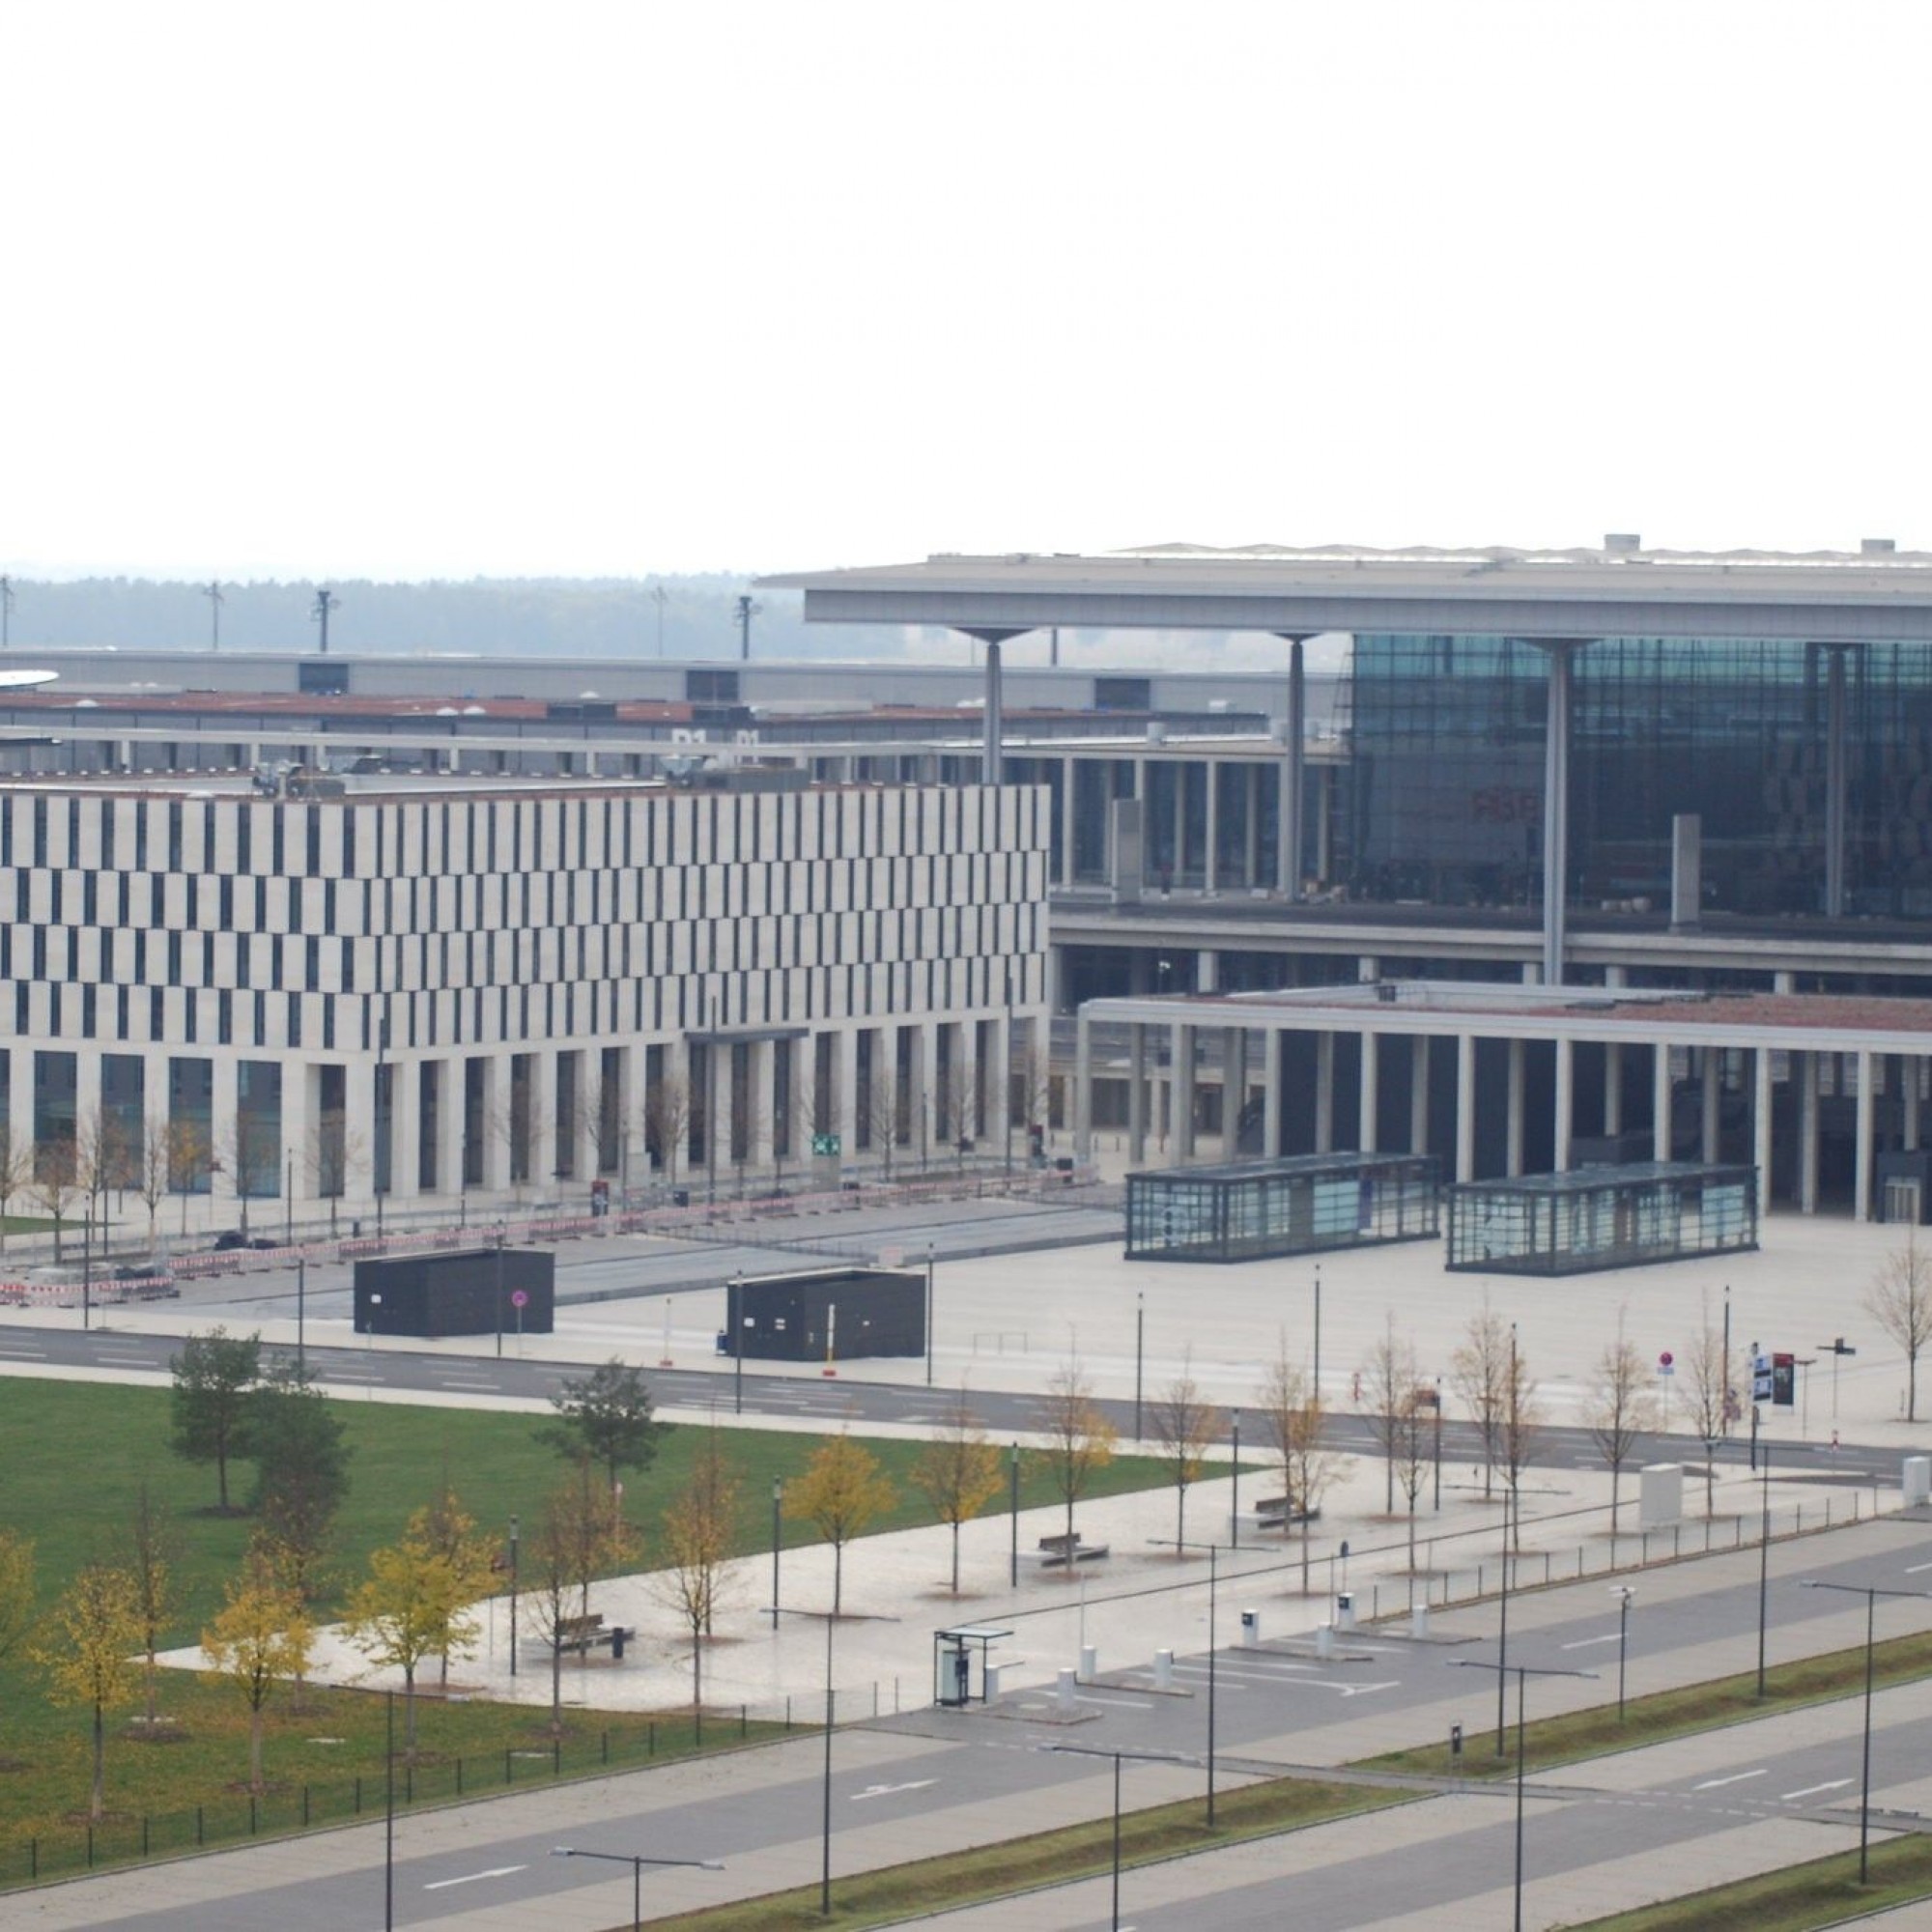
1072, 1013, 1927, 1222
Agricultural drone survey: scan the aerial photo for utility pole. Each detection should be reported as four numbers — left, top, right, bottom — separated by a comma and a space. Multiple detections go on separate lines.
0, 574, 13, 648
203, 581, 224, 650
735, 594, 759, 663
311, 586, 338, 655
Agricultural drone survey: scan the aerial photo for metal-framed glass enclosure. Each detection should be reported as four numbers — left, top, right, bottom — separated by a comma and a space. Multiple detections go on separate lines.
1126, 1152, 1440, 1264
1445, 1161, 1758, 1275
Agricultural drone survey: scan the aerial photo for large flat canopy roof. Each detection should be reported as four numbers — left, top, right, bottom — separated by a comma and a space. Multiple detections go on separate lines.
760, 540, 1932, 643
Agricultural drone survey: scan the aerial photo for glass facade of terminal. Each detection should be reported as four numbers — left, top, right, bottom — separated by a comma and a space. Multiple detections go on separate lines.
1125, 1151, 1440, 1263
1349, 636, 1932, 921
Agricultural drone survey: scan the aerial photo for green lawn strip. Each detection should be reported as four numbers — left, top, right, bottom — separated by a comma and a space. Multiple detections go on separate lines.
1557, 1833, 1932, 1931
1358, 1627, 1932, 1783
0, 1378, 1171, 1860
0, 1683, 789, 1890
641, 1776, 1414, 1930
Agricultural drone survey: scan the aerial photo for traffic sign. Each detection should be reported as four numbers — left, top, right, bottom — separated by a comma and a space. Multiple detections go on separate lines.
811, 1133, 841, 1156
510, 1289, 529, 1309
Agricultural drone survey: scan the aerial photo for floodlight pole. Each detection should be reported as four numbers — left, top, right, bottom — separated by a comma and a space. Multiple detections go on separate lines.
549, 1848, 724, 1932
1454, 1659, 1596, 1932
1757, 1439, 1772, 1696
1009, 1441, 1020, 1588
1799, 1577, 1932, 1882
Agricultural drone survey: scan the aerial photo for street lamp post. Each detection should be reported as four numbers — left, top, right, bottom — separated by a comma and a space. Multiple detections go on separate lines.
1230, 1411, 1241, 1549
1455, 1660, 1596, 1932
1312, 1262, 1322, 1402
1496, 1321, 1519, 1756
924, 1242, 934, 1387
1044, 1746, 1197, 1930
507, 1514, 520, 1679
1609, 1586, 1635, 1719
297, 1258, 307, 1377
1757, 1439, 1773, 1697
285, 1149, 294, 1246
733, 1273, 746, 1415
1168, 1537, 1234, 1826
1009, 1441, 1020, 1588
771, 1477, 783, 1625
1133, 1291, 1145, 1441
1798, 1578, 1932, 1882
550, 1848, 724, 1932
375, 1014, 390, 1243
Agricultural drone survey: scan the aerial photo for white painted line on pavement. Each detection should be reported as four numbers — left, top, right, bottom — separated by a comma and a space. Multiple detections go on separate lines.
1692, 1769, 1768, 1790
1904, 1561, 1932, 1575
1560, 1634, 1622, 1649
424, 1863, 528, 1890
1076, 1693, 1155, 1710
851, 1779, 939, 1802
1782, 1778, 1855, 1801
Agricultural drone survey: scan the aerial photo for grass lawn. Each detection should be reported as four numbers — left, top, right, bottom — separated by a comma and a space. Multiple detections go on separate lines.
0, 1374, 1171, 1870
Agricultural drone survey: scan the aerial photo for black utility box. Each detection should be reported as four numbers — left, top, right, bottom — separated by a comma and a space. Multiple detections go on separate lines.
724, 1267, 923, 1362
354, 1248, 556, 1339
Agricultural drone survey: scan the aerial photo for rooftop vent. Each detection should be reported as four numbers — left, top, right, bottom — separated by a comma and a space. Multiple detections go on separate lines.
1861, 537, 1897, 555
1603, 532, 1642, 554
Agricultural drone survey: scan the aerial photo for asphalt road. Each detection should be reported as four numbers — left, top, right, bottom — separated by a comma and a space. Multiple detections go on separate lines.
45, 1516, 1932, 1930
0, 1320, 1897, 1489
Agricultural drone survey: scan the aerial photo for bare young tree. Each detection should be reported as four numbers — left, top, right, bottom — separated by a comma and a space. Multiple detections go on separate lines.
133, 1112, 173, 1253
1035, 1360, 1118, 1551
656, 1424, 742, 1705
29, 1140, 81, 1263
909, 1391, 1005, 1594
866, 1063, 902, 1182
122, 1484, 181, 1728
1497, 1339, 1542, 1548
1681, 1298, 1736, 1520
642, 1074, 692, 1191
1866, 1237, 1932, 1423
1586, 1335, 1662, 1535
1254, 1343, 1350, 1593
0, 1122, 30, 1256
166, 1117, 214, 1237
303, 1110, 368, 1237
1450, 1302, 1513, 1502
1149, 1363, 1214, 1551
582, 1067, 627, 1194
1363, 1320, 1430, 1564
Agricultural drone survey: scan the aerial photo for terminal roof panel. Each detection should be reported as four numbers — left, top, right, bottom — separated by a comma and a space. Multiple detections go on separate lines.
762, 540, 1932, 642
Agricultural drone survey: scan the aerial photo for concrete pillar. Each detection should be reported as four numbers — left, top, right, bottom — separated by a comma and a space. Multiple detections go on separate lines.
434, 1059, 463, 1200
1800, 1051, 1820, 1215
1222, 1026, 1244, 1154
1359, 1032, 1379, 1153
1074, 1009, 1093, 1162
1906, 1055, 1921, 1153
1204, 760, 1220, 894
1774, 970, 1796, 994
1060, 756, 1076, 890
1128, 1023, 1148, 1167
1196, 951, 1219, 993
1174, 1022, 1196, 1159
1605, 1043, 1623, 1137
982, 639, 1005, 786
1856, 1047, 1875, 1223
748, 1039, 775, 1170
1280, 637, 1306, 899
1754, 1046, 1774, 1213
1358, 955, 1379, 984
479, 1054, 510, 1193
1825, 643, 1849, 919
528, 1052, 555, 1193
1506, 1038, 1525, 1177
1540, 639, 1580, 987
1456, 1034, 1476, 1183
1315, 1033, 1335, 1154
1652, 1043, 1672, 1163
916, 1021, 939, 1168
1265, 1030, 1286, 1156
1409, 1035, 1431, 1154
1701, 1050, 1721, 1165
391, 1057, 420, 1201
835, 1028, 860, 1157
1553, 1037, 1574, 1173
1670, 813, 1703, 931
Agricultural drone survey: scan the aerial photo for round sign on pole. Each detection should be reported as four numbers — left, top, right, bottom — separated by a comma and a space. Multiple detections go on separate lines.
1658, 1350, 1673, 1367
510, 1289, 529, 1310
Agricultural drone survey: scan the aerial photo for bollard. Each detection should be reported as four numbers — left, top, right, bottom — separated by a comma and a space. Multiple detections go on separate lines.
1239, 1609, 1260, 1647
1153, 1648, 1175, 1690
983, 1663, 1002, 1700
1080, 1643, 1098, 1682
1057, 1666, 1079, 1714
1410, 1604, 1430, 1640
1316, 1622, 1335, 1660
1337, 1591, 1356, 1632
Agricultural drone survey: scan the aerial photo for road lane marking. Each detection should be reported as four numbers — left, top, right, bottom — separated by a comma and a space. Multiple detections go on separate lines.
1076, 1694, 1155, 1710
851, 1779, 938, 1802
1783, 1778, 1855, 1801
1692, 1769, 1768, 1790
1904, 1561, 1932, 1575
1560, 1634, 1622, 1649
424, 1863, 528, 1890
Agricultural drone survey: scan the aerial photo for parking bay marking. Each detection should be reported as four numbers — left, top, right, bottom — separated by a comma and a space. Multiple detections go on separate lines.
1783, 1778, 1855, 1801
1692, 1769, 1768, 1790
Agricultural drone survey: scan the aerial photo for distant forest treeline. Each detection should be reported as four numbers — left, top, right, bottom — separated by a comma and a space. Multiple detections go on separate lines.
0, 574, 898, 662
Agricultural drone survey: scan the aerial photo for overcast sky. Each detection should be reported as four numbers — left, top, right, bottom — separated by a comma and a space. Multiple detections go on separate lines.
4, 1, 1925, 582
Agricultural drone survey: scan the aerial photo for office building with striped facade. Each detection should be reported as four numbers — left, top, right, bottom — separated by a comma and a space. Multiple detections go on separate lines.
2, 771, 1049, 1235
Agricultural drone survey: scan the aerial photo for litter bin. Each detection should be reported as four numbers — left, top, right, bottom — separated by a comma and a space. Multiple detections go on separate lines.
611, 1626, 627, 1662
715, 1330, 730, 1356
1239, 1609, 1260, 1646
1336, 1590, 1355, 1631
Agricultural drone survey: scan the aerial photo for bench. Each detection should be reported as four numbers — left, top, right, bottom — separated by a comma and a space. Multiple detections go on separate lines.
1037, 1533, 1110, 1568
1253, 1498, 1321, 1529
551, 1613, 630, 1658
